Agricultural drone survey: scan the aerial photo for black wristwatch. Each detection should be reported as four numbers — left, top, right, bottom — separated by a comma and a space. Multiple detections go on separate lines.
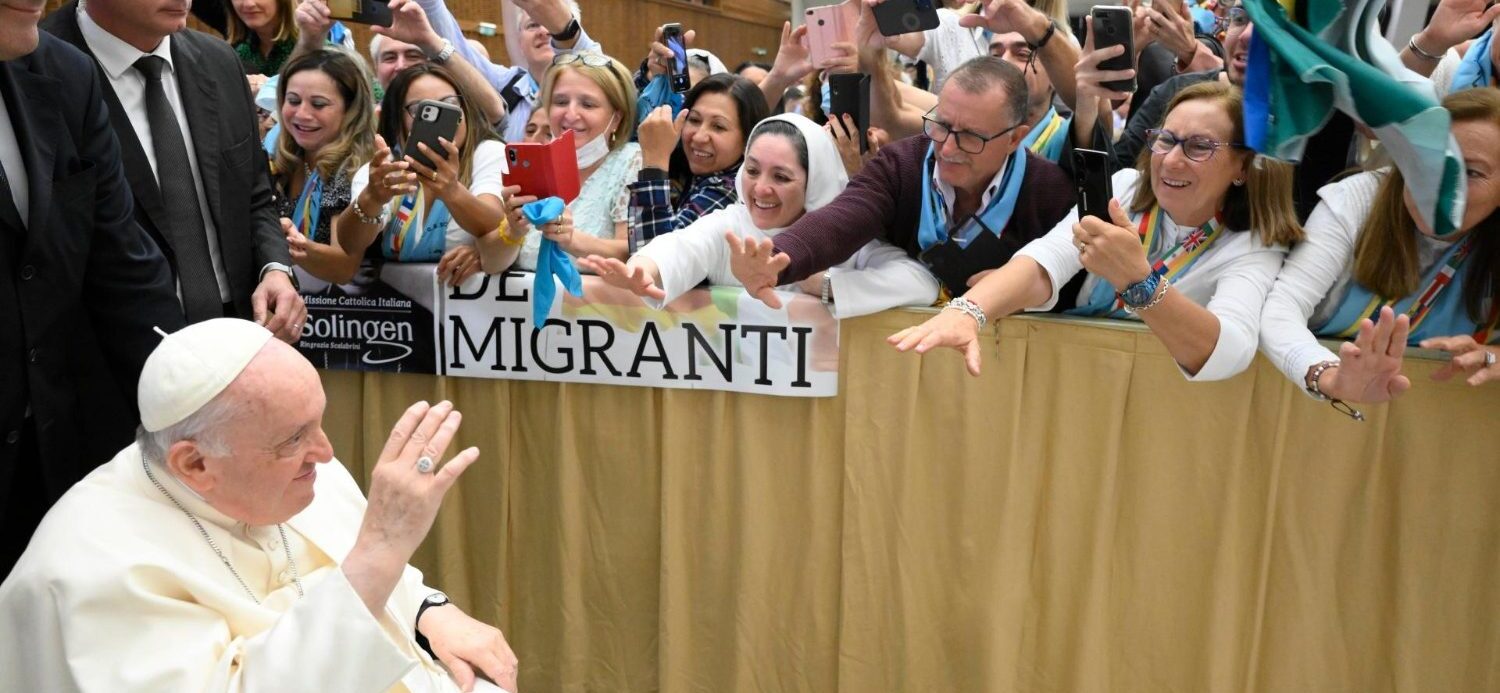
550, 16, 581, 42
414, 591, 452, 658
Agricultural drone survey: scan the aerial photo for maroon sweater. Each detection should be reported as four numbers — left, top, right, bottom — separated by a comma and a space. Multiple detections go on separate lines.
773, 135, 1077, 284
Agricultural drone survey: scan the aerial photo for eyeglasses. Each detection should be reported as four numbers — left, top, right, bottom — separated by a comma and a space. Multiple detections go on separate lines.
552, 52, 613, 68
1215, 7, 1250, 32
922, 108, 1020, 155
1145, 128, 1248, 162
403, 95, 464, 120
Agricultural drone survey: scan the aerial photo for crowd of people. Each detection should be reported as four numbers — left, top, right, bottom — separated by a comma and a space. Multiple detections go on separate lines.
1, 0, 1499, 689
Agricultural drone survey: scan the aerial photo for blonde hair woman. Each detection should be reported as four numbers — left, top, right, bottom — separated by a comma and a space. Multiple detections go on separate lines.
892, 81, 1302, 381
499, 52, 643, 271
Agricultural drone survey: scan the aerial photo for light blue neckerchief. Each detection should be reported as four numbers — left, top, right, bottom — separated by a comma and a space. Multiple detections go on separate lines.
635, 74, 685, 130
1311, 238, 1480, 343
1019, 106, 1071, 163
1453, 28, 1496, 91
380, 195, 452, 262
525, 197, 583, 327
290, 170, 324, 242
916, 143, 1027, 250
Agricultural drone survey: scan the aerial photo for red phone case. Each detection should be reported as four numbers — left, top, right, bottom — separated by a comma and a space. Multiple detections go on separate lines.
504, 129, 582, 203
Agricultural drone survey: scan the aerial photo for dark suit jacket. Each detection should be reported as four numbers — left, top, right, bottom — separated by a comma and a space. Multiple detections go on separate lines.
0, 33, 184, 503
42, 2, 289, 317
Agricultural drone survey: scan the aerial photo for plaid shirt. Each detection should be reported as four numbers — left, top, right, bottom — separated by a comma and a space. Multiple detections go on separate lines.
629, 165, 740, 245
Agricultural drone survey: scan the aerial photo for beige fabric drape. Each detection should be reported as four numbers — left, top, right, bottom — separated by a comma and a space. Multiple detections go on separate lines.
322, 311, 1500, 692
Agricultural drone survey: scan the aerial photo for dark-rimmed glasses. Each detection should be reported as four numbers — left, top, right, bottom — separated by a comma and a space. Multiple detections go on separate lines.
922, 108, 1020, 155
1145, 128, 1248, 162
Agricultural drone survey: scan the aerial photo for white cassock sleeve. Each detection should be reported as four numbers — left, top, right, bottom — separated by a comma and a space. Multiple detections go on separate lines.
826, 240, 940, 318
634, 209, 736, 309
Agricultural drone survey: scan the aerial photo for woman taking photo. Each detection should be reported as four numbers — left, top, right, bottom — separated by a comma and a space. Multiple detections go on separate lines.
891, 81, 1302, 380
631, 73, 770, 249
333, 63, 510, 287
274, 49, 376, 285
500, 52, 642, 271
579, 114, 937, 319
1259, 88, 1500, 411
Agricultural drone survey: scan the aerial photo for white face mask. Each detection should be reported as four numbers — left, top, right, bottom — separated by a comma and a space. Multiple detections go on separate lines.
575, 115, 618, 169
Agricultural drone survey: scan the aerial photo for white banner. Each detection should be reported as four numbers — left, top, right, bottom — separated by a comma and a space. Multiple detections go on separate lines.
441, 271, 840, 397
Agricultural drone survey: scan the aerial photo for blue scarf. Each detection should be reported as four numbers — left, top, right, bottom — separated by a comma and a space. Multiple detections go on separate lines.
524, 197, 583, 327
1019, 106, 1071, 163
380, 188, 452, 263
1453, 28, 1496, 91
1312, 236, 1482, 344
636, 74, 685, 130
291, 171, 324, 243
917, 143, 1027, 250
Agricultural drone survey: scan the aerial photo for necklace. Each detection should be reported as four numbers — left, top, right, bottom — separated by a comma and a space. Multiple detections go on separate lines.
141, 454, 305, 604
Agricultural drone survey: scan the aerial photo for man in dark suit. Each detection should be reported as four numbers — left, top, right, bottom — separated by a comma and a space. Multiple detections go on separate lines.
0, 0, 187, 577
42, 0, 306, 340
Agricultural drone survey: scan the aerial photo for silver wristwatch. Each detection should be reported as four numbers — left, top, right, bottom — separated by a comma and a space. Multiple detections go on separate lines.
428, 38, 455, 64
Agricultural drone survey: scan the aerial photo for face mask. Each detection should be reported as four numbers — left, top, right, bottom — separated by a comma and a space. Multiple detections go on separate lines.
575, 115, 618, 169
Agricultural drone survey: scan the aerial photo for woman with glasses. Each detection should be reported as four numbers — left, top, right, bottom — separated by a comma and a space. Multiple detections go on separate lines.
273, 49, 376, 285
499, 52, 642, 271
892, 81, 1302, 381
331, 64, 510, 287
1259, 89, 1500, 414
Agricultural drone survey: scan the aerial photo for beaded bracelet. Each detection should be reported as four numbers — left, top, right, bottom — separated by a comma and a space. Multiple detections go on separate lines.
945, 296, 987, 329
351, 196, 386, 226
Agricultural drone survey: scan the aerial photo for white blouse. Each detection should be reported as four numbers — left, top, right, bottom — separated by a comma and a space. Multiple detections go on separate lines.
350, 139, 508, 251
1015, 168, 1290, 381
1259, 170, 1458, 392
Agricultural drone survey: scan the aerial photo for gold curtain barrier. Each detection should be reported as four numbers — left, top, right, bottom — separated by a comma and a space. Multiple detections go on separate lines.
322, 311, 1500, 692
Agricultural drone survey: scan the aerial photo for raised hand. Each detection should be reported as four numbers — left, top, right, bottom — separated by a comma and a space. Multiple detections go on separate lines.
406, 137, 464, 201
372, 0, 441, 51
359, 401, 480, 562
1144, 0, 1198, 65
638, 105, 687, 170
1073, 199, 1152, 291
959, 0, 1048, 42
578, 255, 667, 300
1316, 306, 1413, 403
366, 135, 417, 206
1415, 0, 1500, 55
887, 306, 986, 376
293, 0, 333, 48
725, 232, 790, 309
769, 21, 815, 86
827, 113, 864, 176
1421, 334, 1500, 386
645, 25, 697, 78
1076, 15, 1137, 103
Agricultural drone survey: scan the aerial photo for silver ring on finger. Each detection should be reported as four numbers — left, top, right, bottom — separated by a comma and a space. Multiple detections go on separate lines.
415, 456, 435, 474
1485, 350, 1497, 368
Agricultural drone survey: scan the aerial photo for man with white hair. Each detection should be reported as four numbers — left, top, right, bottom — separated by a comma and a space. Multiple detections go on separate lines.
0, 319, 518, 692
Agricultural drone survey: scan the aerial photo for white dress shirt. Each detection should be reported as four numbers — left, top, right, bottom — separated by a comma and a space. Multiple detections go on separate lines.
1016, 168, 1290, 381
0, 89, 29, 227
78, 6, 233, 303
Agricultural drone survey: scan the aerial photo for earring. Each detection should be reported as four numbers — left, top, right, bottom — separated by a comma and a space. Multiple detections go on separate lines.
1233, 178, 1245, 186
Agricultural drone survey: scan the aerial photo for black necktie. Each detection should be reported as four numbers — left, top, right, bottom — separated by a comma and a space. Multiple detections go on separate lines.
134, 55, 221, 321
0, 167, 23, 234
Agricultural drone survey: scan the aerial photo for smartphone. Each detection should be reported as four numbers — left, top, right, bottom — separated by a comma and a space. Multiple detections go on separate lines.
404, 99, 462, 171
872, 0, 940, 37
505, 129, 582, 203
827, 72, 871, 153
326, 0, 392, 28
662, 24, 691, 94
1072, 149, 1114, 221
1090, 6, 1136, 93
804, 2, 855, 68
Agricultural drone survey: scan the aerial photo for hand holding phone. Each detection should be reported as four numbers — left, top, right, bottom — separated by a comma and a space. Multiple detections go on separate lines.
1072, 149, 1115, 221
404, 99, 462, 171
804, 1, 858, 68
661, 23, 692, 94
872, 0, 940, 37
1090, 6, 1137, 94
505, 129, 582, 203
326, 0, 393, 28
827, 72, 871, 153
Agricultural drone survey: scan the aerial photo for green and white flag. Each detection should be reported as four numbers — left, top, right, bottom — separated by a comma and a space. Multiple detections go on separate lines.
1243, 0, 1466, 236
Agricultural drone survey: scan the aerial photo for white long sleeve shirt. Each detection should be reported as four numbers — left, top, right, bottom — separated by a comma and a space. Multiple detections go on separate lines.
1015, 168, 1289, 381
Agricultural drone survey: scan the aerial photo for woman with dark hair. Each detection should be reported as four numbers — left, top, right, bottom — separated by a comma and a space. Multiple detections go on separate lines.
1259, 88, 1500, 411
274, 49, 377, 285
580, 114, 938, 319
332, 63, 510, 287
630, 73, 770, 249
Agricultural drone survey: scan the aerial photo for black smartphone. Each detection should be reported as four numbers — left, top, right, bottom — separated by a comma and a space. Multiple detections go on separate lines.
826, 72, 871, 153
404, 99, 463, 171
662, 23, 691, 94
327, 0, 393, 28
1072, 148, 1114, 221
1090, 6, 1136, 93
873, 0, 940, 37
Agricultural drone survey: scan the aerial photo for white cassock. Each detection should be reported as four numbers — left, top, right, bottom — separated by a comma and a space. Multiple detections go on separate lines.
0, 443, 468, 692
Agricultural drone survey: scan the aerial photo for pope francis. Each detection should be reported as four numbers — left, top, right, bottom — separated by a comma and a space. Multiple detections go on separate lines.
0, 319, 517, 692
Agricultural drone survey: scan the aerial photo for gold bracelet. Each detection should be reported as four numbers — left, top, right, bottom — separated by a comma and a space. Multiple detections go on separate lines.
497, 218, 526, 246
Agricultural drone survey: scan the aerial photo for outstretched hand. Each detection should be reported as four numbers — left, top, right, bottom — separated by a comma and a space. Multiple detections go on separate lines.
725, 232, 790, 308
1421, 334, 1500, 386
886, 307, 986, 376
1318, 306, 1412, 403
578, 255, 667, 300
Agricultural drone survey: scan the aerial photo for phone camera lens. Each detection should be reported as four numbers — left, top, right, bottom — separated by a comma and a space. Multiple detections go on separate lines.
818, 18, 825, 25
